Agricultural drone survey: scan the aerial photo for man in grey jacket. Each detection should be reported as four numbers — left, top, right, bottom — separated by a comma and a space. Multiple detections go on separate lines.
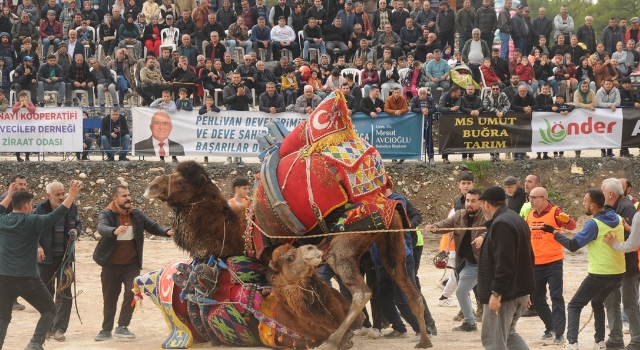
553, 5, 574, 44
376, 24, 402, 59
474, 0, 496, 47
436, 1, 455, 50
497, 0, 512, 59
258, 82, 286, 113
89, 57, 117, 107
511, 5, 528, 56
294, 85, 322, 114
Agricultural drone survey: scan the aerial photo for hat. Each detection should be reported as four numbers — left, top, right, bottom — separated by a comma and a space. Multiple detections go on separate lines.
165, 14, 173, 19
59, 41, 67, 47
23, 56, 33, 62
515, 4, 524, 8
621, 77, 631, 84
554, 49, 563, 56
631, 17, 639, 23
503, 176, 518, 186
93, 0, 99, 3
439, 1, 448, 6
479, 186, 506, 201
345, 0, 352, 4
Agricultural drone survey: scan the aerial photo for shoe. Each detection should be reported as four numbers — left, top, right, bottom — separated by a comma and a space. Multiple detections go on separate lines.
367, 328, 381, 339
24, 342, 44, 350
13, 301, 25, 310
536, 153, 541, 159
605, 340, 625, 349
236, 157, 245, 166
428, 158, 435, 165
398, 159, 405, 164
383, 330, 408, 338
575, 152, 581, 158
543, 154, 551, 160
119, 156, 130, 161
94, 330, 112, 341
204, 156, 208, 163
492, 154, 501, 162
392, 159, 398, 163
45, 331, 53, 340
453, 309, 464, 322
353, 327, 371, 336
437, 298, 457, 307
468, 155, 474, 161
224, 157, 232, 165
601, 150, 607, 157
608, 153, 615, 158
452, 322, 477, 332
522, 308, 538, 317
114, 326, 136, 339
106, 156, 115, 161
554, 334, 565, 344
542, 330, 555, 340
443, 158, 450, 164
563, 342, 578, 350
81, 156, 90, 161
558, 153, 565, 158
53, 329, 66, 341
172, 156, 178, 163
506, 152, 512, 159
623, 321, 630, 334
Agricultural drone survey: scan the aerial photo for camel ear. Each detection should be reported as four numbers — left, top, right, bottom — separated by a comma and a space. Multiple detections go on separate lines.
269, 258, 281, 272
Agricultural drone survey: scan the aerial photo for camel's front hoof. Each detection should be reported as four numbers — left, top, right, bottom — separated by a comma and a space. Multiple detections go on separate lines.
415, 335, 433, 348
315, 341, 339, 350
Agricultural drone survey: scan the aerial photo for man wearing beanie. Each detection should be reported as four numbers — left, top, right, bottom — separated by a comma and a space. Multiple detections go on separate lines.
477, 186, 535, 349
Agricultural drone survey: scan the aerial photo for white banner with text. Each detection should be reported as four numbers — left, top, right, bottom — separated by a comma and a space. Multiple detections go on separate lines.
0, 107, 83, 152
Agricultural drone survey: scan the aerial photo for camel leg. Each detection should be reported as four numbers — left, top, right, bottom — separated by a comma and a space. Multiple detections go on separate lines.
377, 218, 432, 348
317, 236, 373, 350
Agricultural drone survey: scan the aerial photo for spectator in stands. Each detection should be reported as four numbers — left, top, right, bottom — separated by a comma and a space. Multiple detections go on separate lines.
436, 1, 455, 49
270, 0, 290, 27
510, 4, 528, 54
157, 47, 173, 81
305, 0, 327, 27
350, 23, 370, 56
258, 81, 286, 113
410, 87, 436, 164
99, 14, 117, 57
16, 38, 39, 70
556, 53, 577, 98
255, 60, 277, 95
177, 33, 200, 67
41, 0, 62, 21
294, 84, 322, 113
359, 59, 378, 97
54, 41, 70, 74
425, 49, 450, 97
515, 56, 538, 94
202, 14, 225, 46
324, 17, 350, 62
17, 0, 37, 24
502, 74, 519, 101
376, 23, 402, 60
11, 12, 38, 54
250, 16, 271, 60
483, 81, 510, 118
481, 58, 504, 89
354, 39, 375, 66
626, 17, 640, 46
595, 56, 621, 88
176, 9, 196, 41
80, 1, 99, 26
126, 0, 142, 23
281, 66, 298, 106
271, 16, 298, 61
510, 85, 536, 161
474, 0, 496, 46
221, 51, 237, 78
65, 29, 83, 60
573, 79, 596, 113
108, 49, 136, 106
199, 94, 220, 115
101, 108, 130, 161
77, 19, 96, 57
489, 48, 509, 84
227, 16, 252, 58
89, 57, 117, 107
460, 84, 484, 160
390, 0, 409, 35
12, 55, 37, 104
534, 53, 560, 95
288, 3, 305, 35
455, 0, 474, 47
379, 59, 401, 99
198, 58, 221, 96
437, 85, 462, 162
302, 17, 325, 61
413, 1, 436, 33
340, 82, 356, 115
118, 14, 142, 59
402, 60, 422, 98
596, 78, 620, 112
576, 16, 596, 53
142, 15, 162, 57
237, 54, 257, 91
238, 0, 258, 28
142, 0, 160, 21
66, 53, 94, 105
336, 0, 357, 36
12, 91, 35, 131
37, 54, 65, 107
203, 32, 224, 63
223, 70, 252, 112
497, 0, 511, 60
360, 85, 384, 118
384, 86, 408, 117
400, 18, 420, 55
70, 12, 83, 32
462, 28, 490, 82
0, 10, 15, 36
216, 0, 236, 28
554, 5, 574, 45
174, 87, 193, 111
415, 31, 440, 63
620, 77, 636, 109
612, 41, 629, 75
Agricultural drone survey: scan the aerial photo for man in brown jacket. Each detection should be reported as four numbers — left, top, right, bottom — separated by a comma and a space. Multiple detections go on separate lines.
426, 188, 487, 332
384, 87, 409, 115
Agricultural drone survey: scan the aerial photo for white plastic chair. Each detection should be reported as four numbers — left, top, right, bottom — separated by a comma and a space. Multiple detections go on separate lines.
76, 26, 96, 57
160, 27, 180, 53
341, 68, 360, 85
478, 68, 492, 100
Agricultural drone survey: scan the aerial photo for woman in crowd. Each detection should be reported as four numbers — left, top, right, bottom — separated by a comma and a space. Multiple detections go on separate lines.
575, 56, 596, 92
118, 13, 142, 59
143, 14, 163, 56
99, 13, 117, 57
360, 60, 379, 98
556, 53, 578, 100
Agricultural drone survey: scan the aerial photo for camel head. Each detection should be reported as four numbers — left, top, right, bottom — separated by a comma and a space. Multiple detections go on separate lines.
144, 161, 222, 205
269, 244, 323, 284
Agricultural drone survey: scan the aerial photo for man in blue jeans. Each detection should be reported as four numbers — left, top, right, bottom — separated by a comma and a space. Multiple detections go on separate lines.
0, 180, 83, 350
410, 87, 436, 165
427, 188, 487, 333
100, 108, 131, 161
497, 0, 512, 60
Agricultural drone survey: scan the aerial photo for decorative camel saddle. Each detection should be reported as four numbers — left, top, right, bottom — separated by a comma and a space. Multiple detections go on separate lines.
250, 91, 398, 259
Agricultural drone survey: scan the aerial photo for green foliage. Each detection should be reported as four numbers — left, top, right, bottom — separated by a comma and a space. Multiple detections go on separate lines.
464, 160, 493, 180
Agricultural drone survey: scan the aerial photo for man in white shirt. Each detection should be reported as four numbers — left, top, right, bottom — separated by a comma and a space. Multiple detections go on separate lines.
270, 16, 299, 61
133, 111, 185, 158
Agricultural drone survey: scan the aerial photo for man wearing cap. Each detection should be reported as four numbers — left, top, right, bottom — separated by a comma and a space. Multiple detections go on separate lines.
12, 56, 38, 104
37, 54, 65, 107
336, 0, 356, 36
436, 1, 455, 49
11, 12, 39, 55
626, 18, 640, 45
526, 187, 575, 345
503, 176, 526, 213
497, 0, 512, 60
427, 188, 487, 333
549, 190, 624, 350
476, 185, 535, 349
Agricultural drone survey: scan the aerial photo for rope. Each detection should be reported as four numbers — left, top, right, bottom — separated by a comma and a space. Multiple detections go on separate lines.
578, 310, 594, 334
248, 216, 569, 239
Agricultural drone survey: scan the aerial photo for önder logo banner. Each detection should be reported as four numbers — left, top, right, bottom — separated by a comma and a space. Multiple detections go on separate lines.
439, 108, 634, 154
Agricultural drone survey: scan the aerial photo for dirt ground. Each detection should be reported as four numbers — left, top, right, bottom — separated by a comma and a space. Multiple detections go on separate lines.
2, 234, 620, 350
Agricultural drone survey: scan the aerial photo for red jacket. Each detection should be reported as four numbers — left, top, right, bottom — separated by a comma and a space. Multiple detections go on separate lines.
515, 63, 534, 82
39, 20, 63, 40
625, 29, 640, 46
360, 69, 379, 87
480, 64, 501, 85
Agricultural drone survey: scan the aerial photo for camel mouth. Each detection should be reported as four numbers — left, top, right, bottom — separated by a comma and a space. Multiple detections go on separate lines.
143, 188, 150, 198
304, 256, 323, 267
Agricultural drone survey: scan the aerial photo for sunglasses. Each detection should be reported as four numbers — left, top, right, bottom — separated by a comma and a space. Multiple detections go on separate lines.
491, 88, 500, 91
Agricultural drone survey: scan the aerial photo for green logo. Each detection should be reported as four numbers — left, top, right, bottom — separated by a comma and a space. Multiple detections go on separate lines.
539, 119, 566, 145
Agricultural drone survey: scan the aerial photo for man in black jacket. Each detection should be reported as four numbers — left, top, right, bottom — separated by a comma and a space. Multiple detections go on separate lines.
511, 85, 536, 161
94, 185, 173, 342
436, 1, 455, 49
65, 53, 94, 105
33, 182, 81, 343
601, 178, 640, 350
223, 71, 252, 111
437, 85, 462, 162
12, 56, 37, 104
503, 176, 526, 213
477, 186, 535, 349
100, 109, 130, 161
460, 84, 484, 161
490, 48, 510, 83
360, 85, 384, 118
324, 17, 350, 62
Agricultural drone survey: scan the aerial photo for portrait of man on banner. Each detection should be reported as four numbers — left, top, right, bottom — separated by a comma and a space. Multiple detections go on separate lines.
134, 112, 185, 156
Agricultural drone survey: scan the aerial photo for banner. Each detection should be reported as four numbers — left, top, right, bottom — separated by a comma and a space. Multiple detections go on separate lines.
0, 107, 83, 152
351, 112, 424, 160
621, 109, 640, 148
439, 112, 533, 153
132, 108, 424, 159
531, 109, 622, 152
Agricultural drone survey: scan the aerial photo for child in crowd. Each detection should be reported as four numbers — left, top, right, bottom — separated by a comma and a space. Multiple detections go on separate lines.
307, 69, 326, 98
13, 91, 35, 162
360, 60, 379, 98
228, 177, 251, 209
198, 94, 220, 163
551, 94, 574, 158
150, 89, 177, 112
480, 57, 504, 89
515, 55, 537, 94
150, 90, 177, 161
175, 87, 193, 111
0, 90, 8, 112
535, 83, 554, 160
397, 56, 408, 69
281, 66, 298, 106
403, 60, 422, 99
17, 38, 40, 69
